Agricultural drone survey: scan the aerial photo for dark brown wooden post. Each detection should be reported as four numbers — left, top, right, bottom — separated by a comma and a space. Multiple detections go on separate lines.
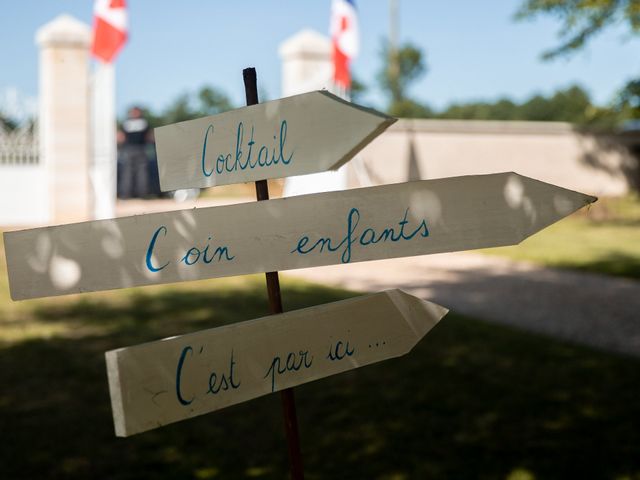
243, 67, 304, 480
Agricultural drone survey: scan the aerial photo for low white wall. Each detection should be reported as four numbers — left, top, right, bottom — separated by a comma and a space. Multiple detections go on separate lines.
355, 119, 638, 197
0, 166, 49, 226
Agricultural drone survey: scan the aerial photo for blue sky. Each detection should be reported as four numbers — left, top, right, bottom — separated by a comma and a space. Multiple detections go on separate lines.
1, 0, 638, 118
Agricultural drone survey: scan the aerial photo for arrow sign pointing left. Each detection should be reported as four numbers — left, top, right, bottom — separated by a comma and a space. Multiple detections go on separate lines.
106, 289, 448, 437
154, 90, 396, 191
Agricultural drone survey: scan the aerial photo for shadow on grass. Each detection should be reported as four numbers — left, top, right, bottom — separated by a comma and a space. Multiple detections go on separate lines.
2, 281, 640, 479
553, 251, 640, 281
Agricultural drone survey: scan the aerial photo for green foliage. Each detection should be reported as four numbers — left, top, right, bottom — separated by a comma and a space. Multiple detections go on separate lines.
197, 86, 234, 116
2, 211, 640, 477
0, 111, 18, 131
437, 84, 626, 127
133, 85, 234, 128
378, 42, 427, 104
372, 36, 625, 126
378, 41, 431, 116
515, 1, 640, 126
516, 0, 640, 60
439, 98, 520, 121
1, 268, 639, 478
617, 78, 640, 119
519, 85, 591, 122
349, 76, 367, 104
484, 194, 640, 279
159, 86, 233, 126
389, 98, 433, 118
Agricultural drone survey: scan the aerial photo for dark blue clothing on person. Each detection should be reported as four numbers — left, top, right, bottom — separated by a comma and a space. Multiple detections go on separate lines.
119, 114, 150, 198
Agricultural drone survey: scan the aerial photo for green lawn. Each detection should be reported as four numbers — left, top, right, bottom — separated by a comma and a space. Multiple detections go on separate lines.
484, 194, 640, 280
1, 234, 640, 479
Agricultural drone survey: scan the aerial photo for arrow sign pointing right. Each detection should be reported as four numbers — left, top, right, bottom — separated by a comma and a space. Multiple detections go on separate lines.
4, 173, 596, 300
154, 90, 396, 191
106, 289, 448, 437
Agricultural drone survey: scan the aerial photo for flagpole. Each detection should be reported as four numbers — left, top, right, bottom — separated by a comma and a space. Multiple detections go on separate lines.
389, 0, 399, 95
243, 67, 305, 480
91, 61, 117, 220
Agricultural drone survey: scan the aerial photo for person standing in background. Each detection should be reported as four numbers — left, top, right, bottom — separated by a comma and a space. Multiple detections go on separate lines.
118, 106, 152, 198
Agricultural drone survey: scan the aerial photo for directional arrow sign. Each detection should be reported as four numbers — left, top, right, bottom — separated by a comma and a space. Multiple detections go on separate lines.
4, 172, 596, 300
154, 90, 396, 191
105, 289, 448, 437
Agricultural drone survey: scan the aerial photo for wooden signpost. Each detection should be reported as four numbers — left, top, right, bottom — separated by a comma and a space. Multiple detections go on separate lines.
2, 66, 598, 480
154, 90, 396, 191
106, 289, 448, 437
4, 172, 596, 301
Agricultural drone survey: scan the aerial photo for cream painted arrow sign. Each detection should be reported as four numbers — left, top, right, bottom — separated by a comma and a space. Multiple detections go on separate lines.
106, 289, 448, 436
4, 172, 596, 300
154, 90, 396, 191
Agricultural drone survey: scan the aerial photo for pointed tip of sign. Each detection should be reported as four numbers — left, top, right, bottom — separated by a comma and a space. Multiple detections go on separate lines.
502, 173, 600, 244
385, 289, 448, 341
317, 89, 397, 124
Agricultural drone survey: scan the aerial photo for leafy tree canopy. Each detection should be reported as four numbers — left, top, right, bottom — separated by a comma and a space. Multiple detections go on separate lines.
134, 85, 234, 128
516, 0, 640, 121
0, 111, 18, 131
516, 0, 640, 60
377, 41, 430, 117
437, 84, 623, 127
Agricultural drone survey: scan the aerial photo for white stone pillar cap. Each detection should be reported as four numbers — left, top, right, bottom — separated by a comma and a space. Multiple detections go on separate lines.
279, 29, 331, 59
36, 14, 91, 48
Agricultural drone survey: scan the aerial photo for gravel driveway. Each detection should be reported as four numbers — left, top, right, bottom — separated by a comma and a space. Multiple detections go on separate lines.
285, 252, 640, 357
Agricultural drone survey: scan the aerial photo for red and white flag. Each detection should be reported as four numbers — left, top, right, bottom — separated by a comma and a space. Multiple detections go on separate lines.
330, 0, 359, 91
91, 0, 128, 63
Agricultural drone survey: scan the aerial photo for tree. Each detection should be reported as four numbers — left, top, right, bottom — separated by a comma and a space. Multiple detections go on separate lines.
146, 85, 234, 128
617, 79, 640, 119
516, 0, 640, 60
436, 84, 623, 126
0, 111, 18, 131
159, 93, 193, 125
516, 1, 640, 122
519, 85, 591, 122
196, 86, 233, 116
377, 41, 431, 117
438, 98, 519, 121
349, 76, 367, 104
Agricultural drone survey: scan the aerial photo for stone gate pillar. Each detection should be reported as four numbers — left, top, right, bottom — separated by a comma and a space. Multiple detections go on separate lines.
36, 14, 92, 224
279, 29, 333, 97
279, 29, 353, 195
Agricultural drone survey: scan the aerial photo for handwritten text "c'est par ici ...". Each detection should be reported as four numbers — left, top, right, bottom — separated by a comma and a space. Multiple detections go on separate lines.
201, 120, 294, 178
174, 338, 357, 406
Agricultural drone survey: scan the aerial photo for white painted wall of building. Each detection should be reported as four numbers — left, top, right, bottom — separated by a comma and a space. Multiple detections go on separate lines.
0, 166, 49, 226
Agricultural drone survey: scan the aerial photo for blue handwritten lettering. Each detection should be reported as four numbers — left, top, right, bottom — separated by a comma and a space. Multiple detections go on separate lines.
327, 340, 355, 361
291, 207, 429, 263
145, 227, 234, 273
200, 119, 293, 178
235, 122, 244, 169
207, 349, 241, 395
179, 236, 235, 266
176, 346, 194, 406
146, 226, 170, 272
201, 125, 214, 177
246, 126, 256, 168
279, 120, 293, 164
264, 350, 313, 393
